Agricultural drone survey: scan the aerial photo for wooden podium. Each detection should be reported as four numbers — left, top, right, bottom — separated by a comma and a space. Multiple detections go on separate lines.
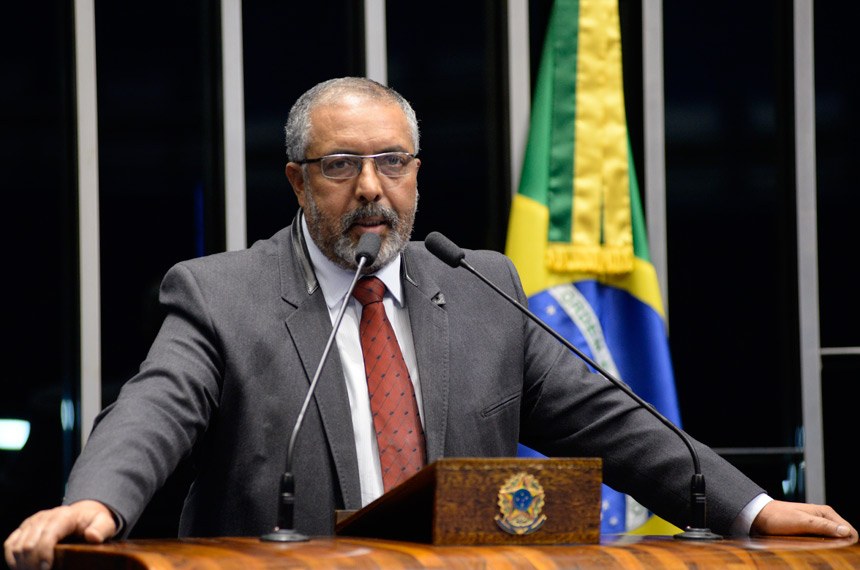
55, 535, 860, 569
50, 458, 860, 568
335, 457, 602, 545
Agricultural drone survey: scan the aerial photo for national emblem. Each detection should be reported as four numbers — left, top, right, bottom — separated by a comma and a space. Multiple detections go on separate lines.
495, 472, 547, 535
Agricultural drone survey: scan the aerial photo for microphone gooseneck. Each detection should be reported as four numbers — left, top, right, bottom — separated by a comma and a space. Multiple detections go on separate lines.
423, 231, 721, 541
261, 232, 381, 543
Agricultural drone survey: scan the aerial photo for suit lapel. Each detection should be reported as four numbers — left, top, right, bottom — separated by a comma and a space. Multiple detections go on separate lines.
280, 219, 362, 510
402, 250, 450, 464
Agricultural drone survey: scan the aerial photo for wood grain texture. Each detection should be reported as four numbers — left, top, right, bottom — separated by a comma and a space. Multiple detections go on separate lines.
432, 457, 602, 545
54, 535, 860, 569
335, 457, 602, 545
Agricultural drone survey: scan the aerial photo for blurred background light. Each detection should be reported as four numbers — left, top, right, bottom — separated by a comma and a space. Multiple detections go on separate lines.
0, 419, 31, 451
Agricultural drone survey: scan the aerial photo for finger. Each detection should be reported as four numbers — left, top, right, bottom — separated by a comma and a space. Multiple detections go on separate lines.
8, 505, 94, 570
756, 501, 857, 539
817, 515, 857, 539
18, 508, 79, 570
790, 504, 856, 538
6, 520, 43, 569
82, 510, 117, 544
806, 514, 850, 538
816, 506, 857, 538
10, 512, 58, 570
4, 528, 22, 568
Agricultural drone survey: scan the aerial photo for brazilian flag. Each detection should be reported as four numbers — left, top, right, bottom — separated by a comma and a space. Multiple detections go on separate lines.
508, 0, 682, 535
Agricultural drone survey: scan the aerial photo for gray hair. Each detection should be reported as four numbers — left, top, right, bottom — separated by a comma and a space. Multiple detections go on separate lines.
284, 77, 420, 163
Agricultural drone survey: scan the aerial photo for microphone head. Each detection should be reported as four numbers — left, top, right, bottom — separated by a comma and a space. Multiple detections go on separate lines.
425, 232, 465, 267
355, 232, 382, 265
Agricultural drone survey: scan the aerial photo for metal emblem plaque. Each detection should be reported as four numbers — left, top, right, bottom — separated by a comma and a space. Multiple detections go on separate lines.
495, 472, 547, 535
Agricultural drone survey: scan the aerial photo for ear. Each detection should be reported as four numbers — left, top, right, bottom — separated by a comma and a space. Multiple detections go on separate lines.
285, 162, 306, 208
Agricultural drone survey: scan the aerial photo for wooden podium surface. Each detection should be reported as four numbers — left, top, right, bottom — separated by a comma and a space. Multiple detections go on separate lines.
55, 535, 860, 569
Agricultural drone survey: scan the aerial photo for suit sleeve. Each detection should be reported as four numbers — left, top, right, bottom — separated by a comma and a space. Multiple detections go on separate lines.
493, 255, 765, 535
63, 262, 222, 535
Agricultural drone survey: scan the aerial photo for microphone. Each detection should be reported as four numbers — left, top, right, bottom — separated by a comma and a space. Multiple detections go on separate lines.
424, 231, 721, 541
261, 231, 382, 542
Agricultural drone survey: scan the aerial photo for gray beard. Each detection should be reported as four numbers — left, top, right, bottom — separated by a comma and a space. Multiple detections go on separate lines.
303, 187, 418, 273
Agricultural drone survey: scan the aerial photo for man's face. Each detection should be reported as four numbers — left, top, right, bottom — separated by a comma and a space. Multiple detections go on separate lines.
286, 95, 420, 271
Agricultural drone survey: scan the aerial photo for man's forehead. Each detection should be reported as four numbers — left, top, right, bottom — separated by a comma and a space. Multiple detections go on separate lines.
306, 97, 412, 151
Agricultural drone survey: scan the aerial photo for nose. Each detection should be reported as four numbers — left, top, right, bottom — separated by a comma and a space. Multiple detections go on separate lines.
354, 157, 384, 203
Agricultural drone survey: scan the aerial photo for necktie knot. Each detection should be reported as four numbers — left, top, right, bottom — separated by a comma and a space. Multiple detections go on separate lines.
353, 276, 386, 306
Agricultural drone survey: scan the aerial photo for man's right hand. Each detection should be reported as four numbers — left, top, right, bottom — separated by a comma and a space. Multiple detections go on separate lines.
4, 500, 117, 570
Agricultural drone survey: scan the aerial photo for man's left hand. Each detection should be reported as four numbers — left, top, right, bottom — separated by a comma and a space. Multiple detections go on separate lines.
751, 500, 858, 542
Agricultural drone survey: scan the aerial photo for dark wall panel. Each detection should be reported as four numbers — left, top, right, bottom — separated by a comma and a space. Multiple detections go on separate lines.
0, 0, 78, 541
663, 0, 802, 498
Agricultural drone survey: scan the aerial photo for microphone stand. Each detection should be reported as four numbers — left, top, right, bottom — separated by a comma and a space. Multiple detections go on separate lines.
424, 232, 721, 541
261, 233, 380, 542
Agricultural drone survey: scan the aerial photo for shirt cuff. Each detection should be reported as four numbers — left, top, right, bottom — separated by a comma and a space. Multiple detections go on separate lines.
729, 493, 773, 536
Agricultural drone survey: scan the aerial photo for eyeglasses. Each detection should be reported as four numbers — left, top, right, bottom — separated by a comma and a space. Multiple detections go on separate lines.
297, 152, 417, 180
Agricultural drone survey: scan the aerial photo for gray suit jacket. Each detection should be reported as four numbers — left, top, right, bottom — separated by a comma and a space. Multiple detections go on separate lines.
64, 213, 764, 537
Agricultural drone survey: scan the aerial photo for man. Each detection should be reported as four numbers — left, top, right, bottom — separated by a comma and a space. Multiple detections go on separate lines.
5, 77, 856, 569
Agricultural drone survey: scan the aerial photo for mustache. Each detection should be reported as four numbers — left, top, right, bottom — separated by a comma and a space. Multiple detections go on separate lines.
340, 203, 400, 232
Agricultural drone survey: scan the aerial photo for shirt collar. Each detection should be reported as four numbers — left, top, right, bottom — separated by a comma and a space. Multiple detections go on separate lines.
301, 213, 404, 310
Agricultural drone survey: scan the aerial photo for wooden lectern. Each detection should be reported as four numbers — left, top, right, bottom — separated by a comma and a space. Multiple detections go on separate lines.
51, 458, 860, 568
55, 535, 860, 569
335, 457, 602, 545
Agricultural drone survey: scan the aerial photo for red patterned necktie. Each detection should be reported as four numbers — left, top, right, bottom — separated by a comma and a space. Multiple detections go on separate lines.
352, 276, 426, 491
